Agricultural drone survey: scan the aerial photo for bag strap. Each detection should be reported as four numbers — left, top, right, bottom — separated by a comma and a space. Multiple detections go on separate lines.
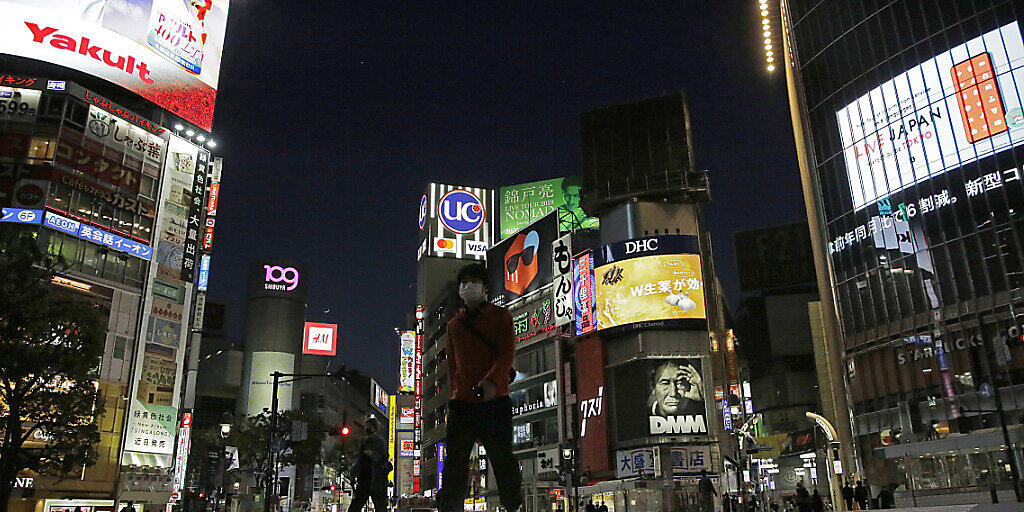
461, 313, 498, 357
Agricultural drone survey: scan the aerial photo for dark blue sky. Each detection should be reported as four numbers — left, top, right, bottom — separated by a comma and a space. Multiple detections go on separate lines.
207, 2, 805, 391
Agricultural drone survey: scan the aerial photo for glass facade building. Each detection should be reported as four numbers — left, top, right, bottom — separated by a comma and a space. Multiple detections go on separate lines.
784, 0, 1024, 504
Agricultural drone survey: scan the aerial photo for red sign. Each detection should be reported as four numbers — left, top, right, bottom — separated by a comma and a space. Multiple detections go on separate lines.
302, 322, 338, 356
575, 335, 610, 475
202, 218, 215, 251
400, 407, 414, 423
206, 182, 220, 216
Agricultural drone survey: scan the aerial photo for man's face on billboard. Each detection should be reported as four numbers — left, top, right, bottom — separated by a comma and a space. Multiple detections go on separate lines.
652, 363, 699, 415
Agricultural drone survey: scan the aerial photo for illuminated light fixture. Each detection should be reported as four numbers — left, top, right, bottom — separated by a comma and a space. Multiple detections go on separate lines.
764, 30, 771, 37
174, 124, 184, 131
185, 129, 195, 137
52, 276, 92, 292
766, 51, 773, 57
764, 37, 771, 44
766, 56, 775, 63
761, 10, 768, 16
767, 65, 775, 71
207, 140, 217, 148
762, 19, 769, 25
196, 135, 206, 142
765, 44, 772, 50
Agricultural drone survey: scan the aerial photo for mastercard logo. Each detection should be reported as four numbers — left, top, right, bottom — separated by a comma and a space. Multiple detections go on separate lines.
437, 239, 455, 249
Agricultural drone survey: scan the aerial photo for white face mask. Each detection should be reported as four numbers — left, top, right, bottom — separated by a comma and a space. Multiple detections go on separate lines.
459, 282, 487, 305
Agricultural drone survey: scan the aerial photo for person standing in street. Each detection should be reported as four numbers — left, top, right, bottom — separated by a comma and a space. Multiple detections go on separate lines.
810, 490, 824, 512
697, 470, 717, 512
841, 482, 854, 510
347, 416, 391, 512
436, 263, 523, 512
854, 481, 868, 510
585, 500, 597, 512
597, 501, 608, 512
795, 482, 810, 512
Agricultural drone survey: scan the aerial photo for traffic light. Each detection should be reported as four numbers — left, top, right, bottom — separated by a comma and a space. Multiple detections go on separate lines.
341, 426, 350, 436
330, 485, 337, 493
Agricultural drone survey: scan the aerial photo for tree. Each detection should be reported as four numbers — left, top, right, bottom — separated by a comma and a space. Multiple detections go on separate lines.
0, 229, 106, 512
227, 410, 327, 492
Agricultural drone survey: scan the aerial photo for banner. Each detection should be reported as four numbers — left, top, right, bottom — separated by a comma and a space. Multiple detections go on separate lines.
613, 358, 709, 441
0, 0, 231, 130
399, 331, 415, 392
552, 234, 574, 327
498, 176, 598, 239
487, 211, 558, 306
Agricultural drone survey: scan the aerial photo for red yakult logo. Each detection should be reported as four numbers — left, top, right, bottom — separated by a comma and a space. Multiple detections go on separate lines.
25, 22, 155, 83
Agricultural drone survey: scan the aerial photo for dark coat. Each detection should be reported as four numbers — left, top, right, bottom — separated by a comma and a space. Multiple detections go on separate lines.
350, 432, 391, 491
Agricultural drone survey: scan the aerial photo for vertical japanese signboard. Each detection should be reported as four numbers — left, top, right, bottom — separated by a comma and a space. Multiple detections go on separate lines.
552, 234, 573, 327
413, 305, 424, 493
172, 412, 193, 491
180, 152, 206, 282
573, 251, 595, 336
399, 331, 416, 393
388, 395, 396, 489
123, 133, 205, 467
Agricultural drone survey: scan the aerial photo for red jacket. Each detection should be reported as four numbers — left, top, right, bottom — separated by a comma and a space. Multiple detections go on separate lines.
446, 303, 516, 401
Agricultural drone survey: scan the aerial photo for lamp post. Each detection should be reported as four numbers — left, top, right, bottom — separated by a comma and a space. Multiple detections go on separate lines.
219, 412, 233, 512
805, 412, 842, 511
264, 371, 348, 512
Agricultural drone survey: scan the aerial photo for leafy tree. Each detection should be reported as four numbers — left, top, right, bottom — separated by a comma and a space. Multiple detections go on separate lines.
0, 229, 106, 512
226, 410, 327, 491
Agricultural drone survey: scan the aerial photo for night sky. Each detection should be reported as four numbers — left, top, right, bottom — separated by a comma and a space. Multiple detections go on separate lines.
207, 2, 805, 391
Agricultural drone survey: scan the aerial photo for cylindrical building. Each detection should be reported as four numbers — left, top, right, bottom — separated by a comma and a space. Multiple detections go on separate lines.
782, 0, 1024, 505
239, 261, 307, 417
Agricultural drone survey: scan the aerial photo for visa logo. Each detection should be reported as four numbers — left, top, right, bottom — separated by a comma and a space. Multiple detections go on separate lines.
466, 240, 488, 254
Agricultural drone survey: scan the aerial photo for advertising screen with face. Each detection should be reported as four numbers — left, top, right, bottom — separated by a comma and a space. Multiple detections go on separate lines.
836, 21, 1024, 211
613, 358, 709, 440
487, 211, 558, 306
0, 0, 231, 130
498, 176, 598, 239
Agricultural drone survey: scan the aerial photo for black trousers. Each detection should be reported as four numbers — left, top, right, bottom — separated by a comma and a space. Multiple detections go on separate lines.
347, 484, 387, 512
437, 397, 522, 512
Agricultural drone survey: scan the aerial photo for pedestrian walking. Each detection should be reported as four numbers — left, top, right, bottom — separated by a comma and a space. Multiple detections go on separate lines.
347, 416, 391, 512
853, 481, 868, 510
586, 500, 597, 512
597, 501, 608, 512
841, 482, 854, 510
436, 263, 523, 512
810, 490, 824, 512
795, 482, 810, 512
697, 470, 717, 512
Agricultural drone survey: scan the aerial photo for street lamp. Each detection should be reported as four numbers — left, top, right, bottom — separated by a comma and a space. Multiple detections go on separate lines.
219, 412, 233, 512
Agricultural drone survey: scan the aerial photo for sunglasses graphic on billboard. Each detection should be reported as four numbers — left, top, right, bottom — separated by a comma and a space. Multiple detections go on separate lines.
504, 230, 539, 295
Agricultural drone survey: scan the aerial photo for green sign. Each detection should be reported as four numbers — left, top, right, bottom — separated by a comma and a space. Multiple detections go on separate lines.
498, 176, 598, 239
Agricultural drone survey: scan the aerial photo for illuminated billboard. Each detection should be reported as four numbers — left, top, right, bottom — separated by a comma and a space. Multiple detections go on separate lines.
486, 211, 558, 306
419, 183, 494, 261
498, 176, 598, 239
837, 21, 1024, 210
592, 235, 705, 332
399, 331, 415, 393
0, 0, 231, 130
612, 358, 709, 440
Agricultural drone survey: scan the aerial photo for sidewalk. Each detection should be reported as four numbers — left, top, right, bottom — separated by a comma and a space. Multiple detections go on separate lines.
875, 505, 1024, 512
